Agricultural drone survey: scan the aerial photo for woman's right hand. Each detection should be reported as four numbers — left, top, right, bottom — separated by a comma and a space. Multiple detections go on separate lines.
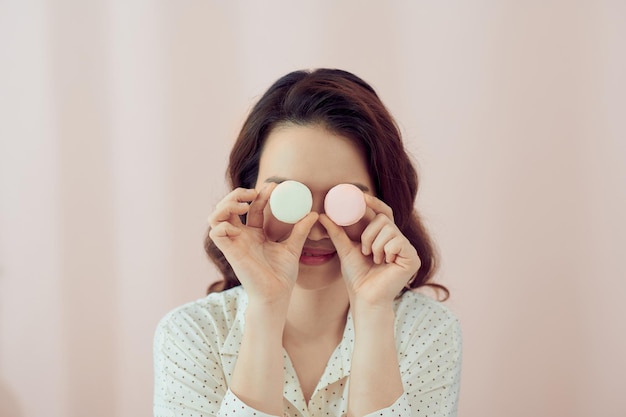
208, 184, 318, 305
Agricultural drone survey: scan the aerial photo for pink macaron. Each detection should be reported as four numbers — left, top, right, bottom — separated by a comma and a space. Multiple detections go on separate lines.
324, 183, 366, 226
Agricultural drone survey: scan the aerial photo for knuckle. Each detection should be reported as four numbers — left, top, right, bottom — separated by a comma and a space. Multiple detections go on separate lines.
208, 225, 220, 239
383, 238, 398, 250
360, 227, 374, 241
371, 239, 384, 253
375, 212, 387, 221
207, 212, 220, 226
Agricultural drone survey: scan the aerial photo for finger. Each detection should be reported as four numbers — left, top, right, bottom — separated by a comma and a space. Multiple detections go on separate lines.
208, 200, 251, 227
383, 236, 404, 264
363, 193, 394, 222
384, 237, 421, 271
209, 188, 258, 226
360, 213, 392, 256
221, 187, 258, 204
369, 223, 397, 264
209, 222, 243, 240
318, 214, 355, 259
246, 182, 276, 228
285, 211, 319, 254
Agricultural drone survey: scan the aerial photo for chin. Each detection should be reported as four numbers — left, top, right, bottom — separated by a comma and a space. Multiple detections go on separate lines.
295, 265, 343, 291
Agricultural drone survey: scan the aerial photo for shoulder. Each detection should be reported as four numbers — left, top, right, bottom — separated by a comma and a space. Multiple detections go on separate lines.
394, 290, 459, 325
393, 290, 462, 354
154, 286, 247, 347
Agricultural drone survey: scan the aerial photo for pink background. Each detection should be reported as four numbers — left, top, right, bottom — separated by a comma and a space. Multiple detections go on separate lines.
1, 1, 625, 416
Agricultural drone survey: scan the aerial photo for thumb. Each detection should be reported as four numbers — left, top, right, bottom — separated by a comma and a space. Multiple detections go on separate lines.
318, 214, 356, 259
285, 212, 319, 254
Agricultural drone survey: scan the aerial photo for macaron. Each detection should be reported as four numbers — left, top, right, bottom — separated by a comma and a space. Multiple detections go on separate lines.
269, 180, 313, 224
324, 183, 366, 226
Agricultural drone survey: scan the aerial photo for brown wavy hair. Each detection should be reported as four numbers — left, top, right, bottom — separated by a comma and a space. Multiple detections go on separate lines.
204, 68, 448, 300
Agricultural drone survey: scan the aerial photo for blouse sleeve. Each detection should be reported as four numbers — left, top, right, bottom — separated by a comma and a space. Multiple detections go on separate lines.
153, 310, 280, 417
362, 298, 463, 417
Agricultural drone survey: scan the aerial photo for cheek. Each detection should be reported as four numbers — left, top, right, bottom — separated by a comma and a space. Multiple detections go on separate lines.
343, 217, 369, 242
262, 206, 295, 242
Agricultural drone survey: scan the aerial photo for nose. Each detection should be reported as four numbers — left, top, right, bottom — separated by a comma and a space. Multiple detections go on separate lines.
308, 220, 327, 241
307, 193, 328, 240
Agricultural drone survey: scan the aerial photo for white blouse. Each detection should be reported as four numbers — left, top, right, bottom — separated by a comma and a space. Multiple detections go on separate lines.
153, 286, 462, 417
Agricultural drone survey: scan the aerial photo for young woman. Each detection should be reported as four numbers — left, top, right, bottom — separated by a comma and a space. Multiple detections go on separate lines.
154, 69, 462, 417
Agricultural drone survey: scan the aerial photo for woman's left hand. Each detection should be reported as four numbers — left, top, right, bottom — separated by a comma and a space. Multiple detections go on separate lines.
319, 194, 421, 307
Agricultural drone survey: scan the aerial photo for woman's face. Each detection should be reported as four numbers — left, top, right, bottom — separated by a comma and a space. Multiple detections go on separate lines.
254, 123, 375, 289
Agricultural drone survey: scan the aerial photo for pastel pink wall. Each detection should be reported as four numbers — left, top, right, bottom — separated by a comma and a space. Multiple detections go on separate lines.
1, 1, 624, 417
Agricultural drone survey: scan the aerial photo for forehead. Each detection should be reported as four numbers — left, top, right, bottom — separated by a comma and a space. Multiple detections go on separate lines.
257, 124, 373, 191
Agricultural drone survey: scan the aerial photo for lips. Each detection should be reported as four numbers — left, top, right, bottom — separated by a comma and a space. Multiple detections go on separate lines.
299, 247, 336, 265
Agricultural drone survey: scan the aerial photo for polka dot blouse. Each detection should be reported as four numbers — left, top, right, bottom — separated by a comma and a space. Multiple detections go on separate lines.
153, 286, 462, 417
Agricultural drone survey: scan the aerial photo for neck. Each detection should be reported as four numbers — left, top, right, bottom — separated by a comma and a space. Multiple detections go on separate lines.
283, 279, 350, 344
